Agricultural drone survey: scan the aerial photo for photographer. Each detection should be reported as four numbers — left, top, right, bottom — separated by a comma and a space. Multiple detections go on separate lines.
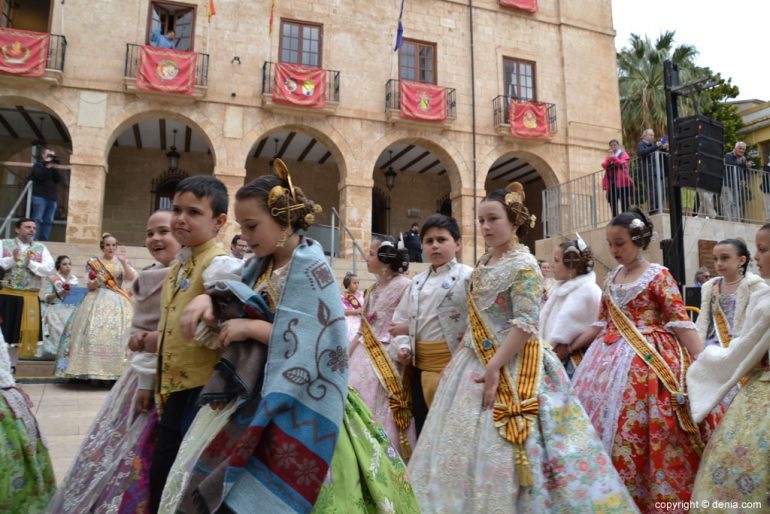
636, 128, 668, 214
27, 148, 61, 241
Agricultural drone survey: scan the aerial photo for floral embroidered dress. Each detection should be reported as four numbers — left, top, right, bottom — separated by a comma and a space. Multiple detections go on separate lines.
38, 272, 79, 359
55, 258, 133, 380
348, 274, 416, 455
408, 245, 637, 513
341, 290, 364, 343
571, 263, 722, 514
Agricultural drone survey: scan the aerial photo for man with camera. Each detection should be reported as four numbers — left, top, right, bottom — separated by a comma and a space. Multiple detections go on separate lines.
27, 148, 61, 241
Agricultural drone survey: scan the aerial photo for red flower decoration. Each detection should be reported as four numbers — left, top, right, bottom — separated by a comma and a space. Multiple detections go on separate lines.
62, 283, 71, 291
88, 271, 98, 280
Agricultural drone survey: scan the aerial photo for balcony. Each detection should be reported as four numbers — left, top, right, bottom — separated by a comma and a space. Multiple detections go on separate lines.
385, 79, 456, 128
261, 61, 340, 115
540, 151, 770, 239
0, 29, 66, 86
123, 43, 209, 102
492, 95, 556, 139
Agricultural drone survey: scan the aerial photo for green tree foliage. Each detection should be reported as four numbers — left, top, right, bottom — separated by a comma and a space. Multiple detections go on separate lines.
617, 31, 743, 156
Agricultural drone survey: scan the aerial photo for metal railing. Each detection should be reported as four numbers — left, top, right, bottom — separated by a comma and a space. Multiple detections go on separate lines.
541, 151, 770, 238
262, 61, 340, 103
0, 181, 32, 238
47, 34, 67, 71
124, 43, 210, 87
492, 95, 557, 135
384, 79, 457, 120
329, 207, 367, 274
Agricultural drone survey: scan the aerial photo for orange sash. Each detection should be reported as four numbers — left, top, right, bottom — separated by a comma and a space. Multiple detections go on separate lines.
90, 258, 131, 300
713, 301, 732, 348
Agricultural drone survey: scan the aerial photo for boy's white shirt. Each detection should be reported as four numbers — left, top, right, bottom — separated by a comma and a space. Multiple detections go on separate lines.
392, 257, 472, 363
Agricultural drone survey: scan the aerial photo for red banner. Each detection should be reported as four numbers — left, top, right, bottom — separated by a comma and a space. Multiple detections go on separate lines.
399, 80, 448, 122
137, 45, 197, 95
510, 101, 551, 139
499, 0, 538, 12
0, 28, 49, 77
273, 63, 327, 109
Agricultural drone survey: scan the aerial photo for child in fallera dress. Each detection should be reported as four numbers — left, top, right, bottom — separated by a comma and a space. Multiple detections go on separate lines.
570, 208, 722, 514
688, 223, 770, 512
159, 160, 418, 513
408, 183, 636, 512
340, 272, 363, 344
49, 210, 183, 513
38, 255, 79, 359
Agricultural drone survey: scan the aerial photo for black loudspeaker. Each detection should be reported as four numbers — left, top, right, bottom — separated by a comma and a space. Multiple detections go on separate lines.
684, 286, 701, 308
672, 115, 725, 194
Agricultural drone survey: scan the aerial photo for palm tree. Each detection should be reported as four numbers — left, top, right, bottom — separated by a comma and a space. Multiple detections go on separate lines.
617, 31, 701, 151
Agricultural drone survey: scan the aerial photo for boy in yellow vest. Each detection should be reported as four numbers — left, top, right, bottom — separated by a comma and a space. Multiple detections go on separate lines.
149, 176, 243, 512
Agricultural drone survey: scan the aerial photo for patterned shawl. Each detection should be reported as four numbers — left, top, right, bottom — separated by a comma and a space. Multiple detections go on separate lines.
183, 238, 348, 514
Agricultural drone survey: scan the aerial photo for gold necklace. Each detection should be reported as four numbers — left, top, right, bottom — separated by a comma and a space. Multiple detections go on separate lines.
723, 276, 742, 286
254, 259, 281, 311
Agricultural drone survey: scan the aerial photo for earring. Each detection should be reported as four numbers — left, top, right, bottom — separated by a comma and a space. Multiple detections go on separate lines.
275, 228, 289, 248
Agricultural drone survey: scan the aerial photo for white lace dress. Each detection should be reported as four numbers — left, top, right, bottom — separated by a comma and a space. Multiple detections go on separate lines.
408, 246, 637, 513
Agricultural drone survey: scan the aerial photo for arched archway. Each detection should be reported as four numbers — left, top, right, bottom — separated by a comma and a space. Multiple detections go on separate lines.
102, 115, 215, 245
0, 98, 73, 241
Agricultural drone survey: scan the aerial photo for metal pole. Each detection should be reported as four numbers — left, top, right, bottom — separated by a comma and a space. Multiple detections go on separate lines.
664, 60, 686, 285
330, 209, 336, 268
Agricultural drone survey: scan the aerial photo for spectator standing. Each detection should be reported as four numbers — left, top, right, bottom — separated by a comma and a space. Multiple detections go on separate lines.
722, 142, 753, 221
761, 160, 770, 220
150, 28, 177, 49
27, 148, 61, 241
402, 222, 423, 262
601, 139, 634, 217
636, 129, 668, 214
0, 218, 55, 358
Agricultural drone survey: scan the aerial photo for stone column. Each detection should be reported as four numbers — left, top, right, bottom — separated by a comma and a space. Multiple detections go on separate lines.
337, 177, 373, 258
65, 154, 108, 244
213, 166, 246, 247
452, 187, 483, 264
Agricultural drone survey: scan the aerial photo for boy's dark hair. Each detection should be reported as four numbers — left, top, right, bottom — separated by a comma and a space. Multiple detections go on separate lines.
420, 214, 461, 242
175, 176, 229, 217
716, 238, 751, 275
231, 234, 241, 246
15, 217, 35, 228
609, 207, 654, 250
55, 255, 70, 270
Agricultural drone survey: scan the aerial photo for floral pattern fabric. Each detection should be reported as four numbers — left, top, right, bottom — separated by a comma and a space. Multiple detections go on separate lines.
409, 246, 637, 512
690, 364, 770, 513
0, 387, 55, 513
348, 274, 416, 455
55, 258, 132, 380
572, 263, 722, 514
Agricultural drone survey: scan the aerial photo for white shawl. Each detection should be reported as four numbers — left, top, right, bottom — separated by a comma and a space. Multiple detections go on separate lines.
696, 272, 767, 340
688, 286, 770, 423
0, 331, 14, 388
539, 271, 602, 347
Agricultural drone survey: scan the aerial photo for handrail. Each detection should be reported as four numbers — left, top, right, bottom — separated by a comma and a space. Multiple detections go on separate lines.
330, 206, 367, 274
0, 181, 33, 238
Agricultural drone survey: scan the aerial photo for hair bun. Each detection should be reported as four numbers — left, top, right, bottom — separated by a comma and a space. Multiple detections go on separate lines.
505, 181, 525, 203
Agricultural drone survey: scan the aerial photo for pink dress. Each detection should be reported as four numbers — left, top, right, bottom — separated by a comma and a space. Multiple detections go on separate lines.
348, 274, 416, 455
341, 290, 364, 343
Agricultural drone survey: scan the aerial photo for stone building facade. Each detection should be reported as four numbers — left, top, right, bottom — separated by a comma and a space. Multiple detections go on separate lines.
0, 0, 621, 261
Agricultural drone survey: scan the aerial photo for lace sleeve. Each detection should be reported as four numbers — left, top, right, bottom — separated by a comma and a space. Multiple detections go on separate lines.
508, 267, 542, 335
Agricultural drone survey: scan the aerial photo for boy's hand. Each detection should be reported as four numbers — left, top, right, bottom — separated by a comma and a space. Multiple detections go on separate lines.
142, 331, 159, 353
180, 294, 215, 339
388, 323, 408, 337
136, 389, 154, 412
128, 331, 148, 351
217, 319, 271, 348
396, 347, 412, 365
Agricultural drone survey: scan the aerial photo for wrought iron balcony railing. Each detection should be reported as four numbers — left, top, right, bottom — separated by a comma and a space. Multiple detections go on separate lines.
385, 79, 457, 120
492, 95, 557, 136
0, 29, 66, 72
124, 43, 209, 87
261, 61, 340, 103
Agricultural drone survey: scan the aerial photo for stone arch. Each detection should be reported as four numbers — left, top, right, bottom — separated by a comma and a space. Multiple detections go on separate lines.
242, 120, 351, 183
101, 105, 219, 166
0, 94, 75, 155
365, 132, 466, 193
477, 146, 559, 190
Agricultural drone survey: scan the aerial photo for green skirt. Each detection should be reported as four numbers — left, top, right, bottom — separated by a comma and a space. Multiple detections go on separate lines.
0, 388, 56, 513
312, 388, 419, 513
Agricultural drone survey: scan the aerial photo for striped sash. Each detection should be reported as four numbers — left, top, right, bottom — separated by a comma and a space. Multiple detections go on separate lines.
713, 301, 732, 348
605, 295, 703, 453
91, 257, 131, 300
467, 294, 541, 487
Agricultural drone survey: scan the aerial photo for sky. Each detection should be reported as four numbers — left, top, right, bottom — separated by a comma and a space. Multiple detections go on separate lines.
611, 0, 768, 101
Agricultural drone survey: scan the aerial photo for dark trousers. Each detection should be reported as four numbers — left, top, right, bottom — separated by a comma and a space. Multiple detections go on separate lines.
149, 386, 203, 513
30, 195, 57, 241
407, 248, 423, 263
411, 366, 429, 436
607, 186, 632, 217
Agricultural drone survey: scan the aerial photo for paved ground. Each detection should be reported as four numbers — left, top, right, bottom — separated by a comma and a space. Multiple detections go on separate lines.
22, 383, 111, 484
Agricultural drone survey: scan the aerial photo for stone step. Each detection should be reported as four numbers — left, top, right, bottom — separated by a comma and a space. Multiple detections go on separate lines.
13, 357, 55, 379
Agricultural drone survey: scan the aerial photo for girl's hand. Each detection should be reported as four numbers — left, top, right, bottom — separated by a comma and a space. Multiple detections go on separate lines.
180, 294, 215, 339
116, 245, 129, 262
217, 319, 270, 348
128, 331, 148, 352
554, 343, 571, 362
396, 347, 412, 365
136, 389, 154, 412
473, 366, 501, 410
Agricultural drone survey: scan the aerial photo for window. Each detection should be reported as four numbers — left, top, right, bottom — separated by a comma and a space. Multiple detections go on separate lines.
0, 0, 51, 31
399, 40, 436, 84
147, 1, 196, 51
503, 58, 535, 101
1, 1, 11, 28
279, 20, 322, 67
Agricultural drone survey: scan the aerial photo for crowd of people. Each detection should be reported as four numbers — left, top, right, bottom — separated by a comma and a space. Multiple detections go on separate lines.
1, 159, 769, 514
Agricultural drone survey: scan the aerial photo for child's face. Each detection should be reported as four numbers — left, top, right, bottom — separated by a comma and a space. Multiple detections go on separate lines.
478, 200, 515, 251
58, 258, 71, 276
366, 240, 386, 275
422, 227, 459, 268
606, 225, 639, 267
552, 247, 572, 281
146, 211, 181, 267
712, 243, 745, 280
754, 228, 770, 279
234, 197, 286, 258
171, 191, 226, 247
348, 277, 359, 293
